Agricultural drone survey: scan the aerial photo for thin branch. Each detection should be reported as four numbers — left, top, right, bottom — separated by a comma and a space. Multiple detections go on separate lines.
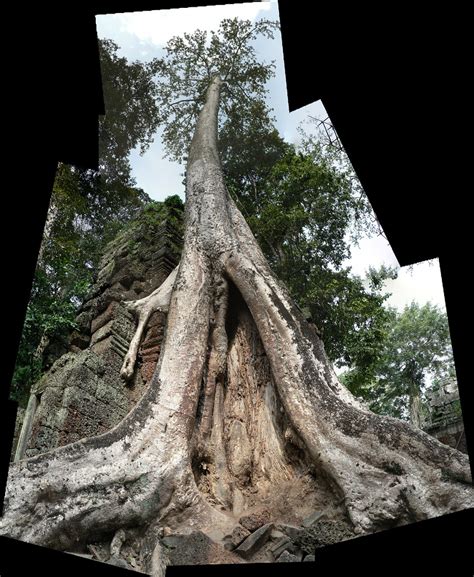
240, 83, 254, 102
170, 98, 195, 107
223, 28, 254, 82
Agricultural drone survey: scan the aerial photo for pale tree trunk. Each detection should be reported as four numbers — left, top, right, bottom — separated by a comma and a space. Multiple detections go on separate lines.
14, 327, 50, 462
1, 76, 473, 568
13, 394, 40, 463
409, 380, 423, 429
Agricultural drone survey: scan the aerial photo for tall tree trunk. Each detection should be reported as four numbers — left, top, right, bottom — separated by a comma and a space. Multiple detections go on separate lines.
1, 76, 473, 567
37, 198, 58, 267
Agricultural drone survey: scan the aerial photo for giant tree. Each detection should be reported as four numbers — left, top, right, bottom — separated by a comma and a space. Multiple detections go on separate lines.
1, 18, 472, 573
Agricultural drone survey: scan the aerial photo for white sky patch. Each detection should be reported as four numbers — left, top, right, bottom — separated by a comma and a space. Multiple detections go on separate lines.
384, 259, 447, 311
129, 129, 186, 201
348, 234, 399, 277
346, 234, 447, 311
104, 1, 271, 47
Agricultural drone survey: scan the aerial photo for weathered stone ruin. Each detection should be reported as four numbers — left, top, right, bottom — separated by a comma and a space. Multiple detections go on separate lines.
13, 208, 181, 462
423, 379, 466, 454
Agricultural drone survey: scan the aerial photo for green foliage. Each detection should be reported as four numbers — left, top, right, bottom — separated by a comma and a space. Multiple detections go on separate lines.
221, 115, 393, 372
309, 266, 397, 370
10, 166, 149, 407
98, 38, 162, 181
151, 17, 279, 163
342, 302, 455, 421
219, 102, 290, 209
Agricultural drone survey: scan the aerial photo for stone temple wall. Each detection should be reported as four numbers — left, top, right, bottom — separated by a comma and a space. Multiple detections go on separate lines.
423, 379, 467, 454
12, 210, 181, 460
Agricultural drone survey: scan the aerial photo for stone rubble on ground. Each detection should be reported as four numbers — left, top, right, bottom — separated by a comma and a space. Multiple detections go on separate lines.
223, 525, 251, 551
234, 522, 273, 559
160, 531, 244, 565
276, 550, 301, 562
302, 509, 326, 527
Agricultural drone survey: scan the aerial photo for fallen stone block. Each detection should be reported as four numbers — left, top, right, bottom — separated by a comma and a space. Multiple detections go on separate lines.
107, 556, 131, 569
269, 536, 292, 559
239, 508, 271, 532
235, 523, 273, 559
161, 531, 244, 565
223, 525, 251, 550
276, 523, 303, 541
295, 519, 356, 554
270, 529, 287, 541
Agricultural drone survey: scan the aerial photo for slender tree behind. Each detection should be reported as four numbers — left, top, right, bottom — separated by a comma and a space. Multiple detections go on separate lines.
343, 302, 456, 427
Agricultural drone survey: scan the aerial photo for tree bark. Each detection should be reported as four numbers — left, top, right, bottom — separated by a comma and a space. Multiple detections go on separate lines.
1, 75, 473, 566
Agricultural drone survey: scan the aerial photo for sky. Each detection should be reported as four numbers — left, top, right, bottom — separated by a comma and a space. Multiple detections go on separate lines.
95, 1, 448, 314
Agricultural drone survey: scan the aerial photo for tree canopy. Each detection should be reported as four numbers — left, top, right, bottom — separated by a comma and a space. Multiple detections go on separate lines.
151, 18, 279, 163
220, 107, 396, 373
342, 301, 455, 425
98, 38, 162, 182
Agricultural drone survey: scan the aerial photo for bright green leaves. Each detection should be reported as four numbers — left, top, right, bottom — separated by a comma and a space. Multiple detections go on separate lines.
150, 17, 279, 163
221, 121, 390, 373
342, 302, 455, 422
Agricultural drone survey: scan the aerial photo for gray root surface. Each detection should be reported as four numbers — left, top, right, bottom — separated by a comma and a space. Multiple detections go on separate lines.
120, 266, 178, 381
1, 76, 473, 565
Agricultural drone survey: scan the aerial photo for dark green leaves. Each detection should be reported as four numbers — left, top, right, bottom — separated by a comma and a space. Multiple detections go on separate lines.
11, 39, 162, 407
